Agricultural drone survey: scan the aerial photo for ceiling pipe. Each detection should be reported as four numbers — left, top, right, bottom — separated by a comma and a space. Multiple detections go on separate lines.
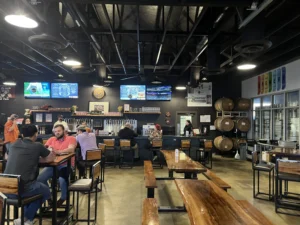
181, 7, 232, 74
238, 0, 273, 29
137, 5, 141, 73
168, 7, 207, 72
153, 6, 173, 73
101, 4, 127, 74
62, 2, 111, 72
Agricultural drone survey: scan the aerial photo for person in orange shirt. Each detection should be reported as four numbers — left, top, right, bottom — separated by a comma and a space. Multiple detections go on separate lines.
4, 114, 19, 154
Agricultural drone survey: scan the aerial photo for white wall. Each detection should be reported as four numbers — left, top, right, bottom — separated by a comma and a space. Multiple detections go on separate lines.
242, 59, 300, 99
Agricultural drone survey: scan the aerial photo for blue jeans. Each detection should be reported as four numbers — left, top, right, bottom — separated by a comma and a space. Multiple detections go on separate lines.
5, 143, 11, 154
7, 181, 50, 221
37, 165, 68, 200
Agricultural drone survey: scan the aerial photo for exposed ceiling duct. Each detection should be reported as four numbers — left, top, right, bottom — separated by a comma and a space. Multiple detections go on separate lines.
202, 45, 225, 75
97, 64, 107, 79
189, 67, 201, 88
28, 2, 69, 50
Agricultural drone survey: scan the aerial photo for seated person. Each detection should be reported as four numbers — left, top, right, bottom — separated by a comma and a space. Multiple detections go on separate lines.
37, 124, 76, 207
148, 124, 162, 161
4, 125, 55, 225
76, 125, 98, 177
118, 122, 138, 150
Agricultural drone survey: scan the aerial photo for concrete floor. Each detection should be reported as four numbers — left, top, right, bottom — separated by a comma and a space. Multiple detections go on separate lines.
39, 155, 299, 224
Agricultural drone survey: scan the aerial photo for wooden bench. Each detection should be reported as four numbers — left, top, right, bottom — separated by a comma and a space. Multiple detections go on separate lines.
236, 200, 273, 225
203, 169, 231, 191
142, 198, 159, 225
144, 161, 157, 198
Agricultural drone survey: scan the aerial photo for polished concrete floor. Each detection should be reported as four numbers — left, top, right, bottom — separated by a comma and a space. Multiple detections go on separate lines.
19, 155, 300, 224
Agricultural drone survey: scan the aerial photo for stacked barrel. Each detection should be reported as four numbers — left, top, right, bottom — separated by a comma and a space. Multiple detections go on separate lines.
214, 98, 251, 151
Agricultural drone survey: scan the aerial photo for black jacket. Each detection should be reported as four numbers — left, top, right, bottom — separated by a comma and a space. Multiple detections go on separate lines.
183, 124, 193, 135
118, 127, 138, 146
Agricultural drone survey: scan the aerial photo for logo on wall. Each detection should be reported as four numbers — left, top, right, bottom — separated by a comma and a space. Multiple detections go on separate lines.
257, 66, 286, 95
0, 85, 15, 100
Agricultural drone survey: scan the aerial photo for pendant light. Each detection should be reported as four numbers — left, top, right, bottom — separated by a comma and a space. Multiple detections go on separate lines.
5, 14, 38, 28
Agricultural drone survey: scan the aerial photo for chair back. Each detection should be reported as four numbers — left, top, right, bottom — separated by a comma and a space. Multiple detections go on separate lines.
252, 150, 259, 167
91, 161, 101, 188
0, 192, 7, 225
0, 161, 3, 174
0, 174, 20, 195
120, 139, 131, 150
86, 150, 102, 161
152, 139, 162, 148
103, 139, 115, 149
181, 140, 191, 148
276, 159, 300, 176
42, 139, 48, 145
204, 140, 213, 149
98, 143, 106, 152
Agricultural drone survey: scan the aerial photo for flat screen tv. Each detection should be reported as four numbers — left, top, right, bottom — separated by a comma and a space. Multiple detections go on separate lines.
24, 82, 50, 98
120, 85, 146, 100
146, 85, 172, 100
51, 83, 78, 99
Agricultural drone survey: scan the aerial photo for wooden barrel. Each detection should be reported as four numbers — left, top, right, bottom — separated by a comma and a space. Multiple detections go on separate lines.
235, 118, 251, 132
232, 138, 247, 149
214, 117, 234, 132
215, 98, 234, 111
214, 136, 233, 151
235, 98, 251, 111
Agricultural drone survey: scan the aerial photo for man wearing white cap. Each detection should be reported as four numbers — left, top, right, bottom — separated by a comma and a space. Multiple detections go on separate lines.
4, 114, 19, 154
53, 115, 69, 131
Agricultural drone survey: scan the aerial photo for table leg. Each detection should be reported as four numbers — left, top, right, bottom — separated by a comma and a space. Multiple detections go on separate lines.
52, 167, 58, 225
168, 171, 173, 178
66, 159, 71, 224
184, 173, 192, 179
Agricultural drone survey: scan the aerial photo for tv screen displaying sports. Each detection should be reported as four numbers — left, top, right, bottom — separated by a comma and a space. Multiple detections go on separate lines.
24, 82, 50, 98
120, 85, 146, 100
51, 83, 78, 99
146, 85, 172, 100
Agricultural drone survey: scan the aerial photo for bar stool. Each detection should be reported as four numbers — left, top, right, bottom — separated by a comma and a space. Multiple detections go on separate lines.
98, 143, 106, 183
0, 174, 43, 225
180, 139, 191, 157
150, 139, 163, 169
275, 159, 300, 215
119, 140, 134, 169
252, 150, 275, 201
196, 140, 213, 169
103, 139, 116, 167
69, 161, 100, 225
0, 192, 7, 225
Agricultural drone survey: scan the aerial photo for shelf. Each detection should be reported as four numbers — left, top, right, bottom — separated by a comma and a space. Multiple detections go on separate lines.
71, 114, 123, 117
124, 112, 161, 114
216, 111, 248, 118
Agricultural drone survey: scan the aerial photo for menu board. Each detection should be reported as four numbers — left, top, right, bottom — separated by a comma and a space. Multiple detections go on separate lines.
187, 82, 212, 107
51, 83, 78, 99
120, 85, 146, 100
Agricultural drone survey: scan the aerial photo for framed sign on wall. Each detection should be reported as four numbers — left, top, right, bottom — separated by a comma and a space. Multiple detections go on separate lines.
89, 102, 109, 113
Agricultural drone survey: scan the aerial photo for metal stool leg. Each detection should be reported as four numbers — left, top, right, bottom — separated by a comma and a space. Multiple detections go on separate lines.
253, 169, 256, 198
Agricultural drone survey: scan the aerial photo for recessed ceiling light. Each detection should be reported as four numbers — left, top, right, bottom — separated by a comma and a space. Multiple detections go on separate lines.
3, 81, 16, 86
202, 77, 207, 81
5, 15, 38, 28
103, 79, 114, 84
175, 86, 186, 90
151, 80, 162, 84
237, 63, 257, 70
93, 84, 104, 88
62, 60, 82, 66
58, 74, 64, 78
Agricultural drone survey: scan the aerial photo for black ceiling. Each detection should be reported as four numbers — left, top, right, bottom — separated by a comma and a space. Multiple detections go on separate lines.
0, 0, 300, 84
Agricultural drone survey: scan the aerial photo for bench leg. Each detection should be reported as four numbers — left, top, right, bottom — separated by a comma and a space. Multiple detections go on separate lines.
147, 188, 155, 198
169, 171, 173, 178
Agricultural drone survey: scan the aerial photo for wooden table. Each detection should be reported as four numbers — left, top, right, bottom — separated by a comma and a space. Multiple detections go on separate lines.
269, 149, 300, 158
39, 153, 75, 225
175, 179, 273, 225
160, 150, 207, 179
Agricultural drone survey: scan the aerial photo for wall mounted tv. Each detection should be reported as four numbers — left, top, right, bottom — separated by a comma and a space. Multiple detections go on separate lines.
120, 85, 146, 100
51, 83, 78, 99
24, 82, 50, 98
146, 85, 172, 100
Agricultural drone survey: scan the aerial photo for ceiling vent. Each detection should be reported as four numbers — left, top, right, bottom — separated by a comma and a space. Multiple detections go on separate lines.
71, 66, 95, 74
202, 45, 225, 76
28, 34, 68, 50
234, 16, 272, 55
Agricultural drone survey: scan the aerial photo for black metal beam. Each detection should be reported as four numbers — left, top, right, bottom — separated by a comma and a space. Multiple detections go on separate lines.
48, 0, 252, 7
137, 5, 141, 73
101, 4, 127, 74
153, 6, 173, 72
168, 7, 207, 72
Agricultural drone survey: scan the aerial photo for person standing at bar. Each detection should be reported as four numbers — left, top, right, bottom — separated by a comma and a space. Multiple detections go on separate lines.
149, 124, 162, 161
38, 124, 76, 207
4, 114, 19, 154
183, 120, 193, 136
4, 125, 55, 225
53, 115, 69, 131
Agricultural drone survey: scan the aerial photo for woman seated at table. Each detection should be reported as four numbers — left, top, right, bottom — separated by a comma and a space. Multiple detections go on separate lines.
149, 124, 162, 161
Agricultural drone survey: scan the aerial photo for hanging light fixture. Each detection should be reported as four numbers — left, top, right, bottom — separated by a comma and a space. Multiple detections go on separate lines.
5, 14, 38, 28
175, 85, 186, 90
237, 63, 257, 70
3, 80, 16, 86
62, 59, 82, 66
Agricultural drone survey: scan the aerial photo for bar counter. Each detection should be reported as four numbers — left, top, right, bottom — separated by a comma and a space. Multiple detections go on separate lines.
38, 135, 208, 160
